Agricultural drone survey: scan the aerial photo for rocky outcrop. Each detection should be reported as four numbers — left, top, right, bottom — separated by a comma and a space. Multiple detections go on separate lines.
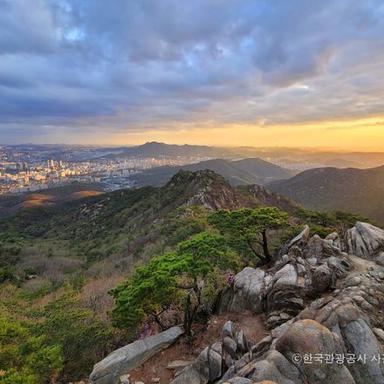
346, 222, 384, 259
171, 321, 252, 384
219, 257, 384, 383
89, 326, 183, 384
264, 263, 304, 329
279, 225, 310, 256
220, 226, 352, 329
180, 222, 384, 384
220, 268, 266, 314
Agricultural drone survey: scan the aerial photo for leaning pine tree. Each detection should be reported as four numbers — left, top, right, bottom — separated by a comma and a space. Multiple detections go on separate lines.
209, 207, 289, 265
111, 232, 240, 339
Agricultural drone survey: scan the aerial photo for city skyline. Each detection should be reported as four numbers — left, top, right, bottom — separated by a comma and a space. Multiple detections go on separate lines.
1, 1, 384, 149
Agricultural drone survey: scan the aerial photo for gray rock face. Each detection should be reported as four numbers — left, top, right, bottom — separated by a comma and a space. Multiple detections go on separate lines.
325, 232, 342, 249
327, 256, 351, 277
303, 234, 344, 261
276, 320, 356, 384
89, 326, 183, 384
171, 342, 223, 384
281, 225, 310, 255
342, 318, 383, 384
249, 350, 301, 384
172, 321, 252, 384
222, 267, 266, 313
272, 264, 298, 289
375, 252, 384, 266
311, 264, 334, 294
346, 222, 384, 258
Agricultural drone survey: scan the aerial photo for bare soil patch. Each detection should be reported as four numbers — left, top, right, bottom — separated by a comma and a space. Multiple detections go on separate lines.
129, 312, 266, 384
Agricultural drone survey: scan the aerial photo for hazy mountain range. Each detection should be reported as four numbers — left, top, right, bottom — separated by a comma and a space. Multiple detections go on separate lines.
269, 165, 384, 225
103, 142, 384, 169
4, 142, 384, 169
131, 158, 295, 187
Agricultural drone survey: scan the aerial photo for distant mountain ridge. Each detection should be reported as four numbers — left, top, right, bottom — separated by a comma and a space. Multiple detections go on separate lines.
102, 141, 234, 159
268, 165, 384, 224
99, 142, 384, 169
131, 158, 295, 187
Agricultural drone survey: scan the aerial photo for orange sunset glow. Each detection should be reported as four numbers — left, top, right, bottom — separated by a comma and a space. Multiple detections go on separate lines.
1, 1, 384, 151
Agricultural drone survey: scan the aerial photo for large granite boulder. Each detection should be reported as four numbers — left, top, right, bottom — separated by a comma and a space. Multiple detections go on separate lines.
271, 264, 298, 289
325, 232, 342, 249
346, 222, 384, 258
303, 234, 345, 263
265, 263, 304, 329
297, 276, 384, 384
276, 319, 356, 384
249, 350, 301, 384
221, 267, 266, 313
311, 264, 334, 295
89, 326, 183, 384
170, 342, 223, 384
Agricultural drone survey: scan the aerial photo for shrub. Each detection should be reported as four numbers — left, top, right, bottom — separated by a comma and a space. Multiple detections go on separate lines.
0, 314, 63, 384
112, 232, 240, 338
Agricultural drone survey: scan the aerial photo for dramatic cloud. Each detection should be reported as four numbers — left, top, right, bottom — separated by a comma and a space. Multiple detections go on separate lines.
0, 0, 384, 144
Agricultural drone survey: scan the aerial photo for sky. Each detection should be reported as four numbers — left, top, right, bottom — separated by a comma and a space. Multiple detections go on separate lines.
1, 0, 384, 149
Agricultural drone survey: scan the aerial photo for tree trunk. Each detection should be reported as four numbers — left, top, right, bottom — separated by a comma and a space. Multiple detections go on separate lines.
151, 312, 166, 331
183, 281, 203, 342
262, 229, 272, 263
184, 293, 193, 340
246, 238, 265, 263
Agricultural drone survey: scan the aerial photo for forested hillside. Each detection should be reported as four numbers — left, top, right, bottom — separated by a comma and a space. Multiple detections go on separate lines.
269, 165, 384, 225
0, 171, 366, 383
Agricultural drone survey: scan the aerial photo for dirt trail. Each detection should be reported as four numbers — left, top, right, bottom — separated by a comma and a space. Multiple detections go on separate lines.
129, 312, 266, 384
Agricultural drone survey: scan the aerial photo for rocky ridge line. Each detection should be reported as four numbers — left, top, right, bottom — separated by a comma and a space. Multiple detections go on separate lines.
170, 222, 384, 384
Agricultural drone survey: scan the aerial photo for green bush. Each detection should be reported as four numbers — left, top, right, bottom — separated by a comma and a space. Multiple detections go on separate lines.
0, 314, 63, 384
0, 268, 16, 284
36, 290, 114, 382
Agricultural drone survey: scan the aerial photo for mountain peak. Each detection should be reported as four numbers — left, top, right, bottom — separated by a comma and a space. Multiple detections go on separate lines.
166, 169, 225, 187
165, 169, 240, 210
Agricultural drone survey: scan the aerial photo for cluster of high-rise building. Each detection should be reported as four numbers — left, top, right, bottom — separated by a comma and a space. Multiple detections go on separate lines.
0, 145, 210, 195
0, 159, 84, 194
0, 157, 170, 195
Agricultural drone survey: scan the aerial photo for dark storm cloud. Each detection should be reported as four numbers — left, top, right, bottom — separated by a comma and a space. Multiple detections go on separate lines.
0, 0, 384, 142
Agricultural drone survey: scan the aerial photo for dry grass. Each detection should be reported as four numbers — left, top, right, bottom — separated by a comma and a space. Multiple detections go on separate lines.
80, 276, 124, 322
19, 193, 55, 208
71, 190, 104, 199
